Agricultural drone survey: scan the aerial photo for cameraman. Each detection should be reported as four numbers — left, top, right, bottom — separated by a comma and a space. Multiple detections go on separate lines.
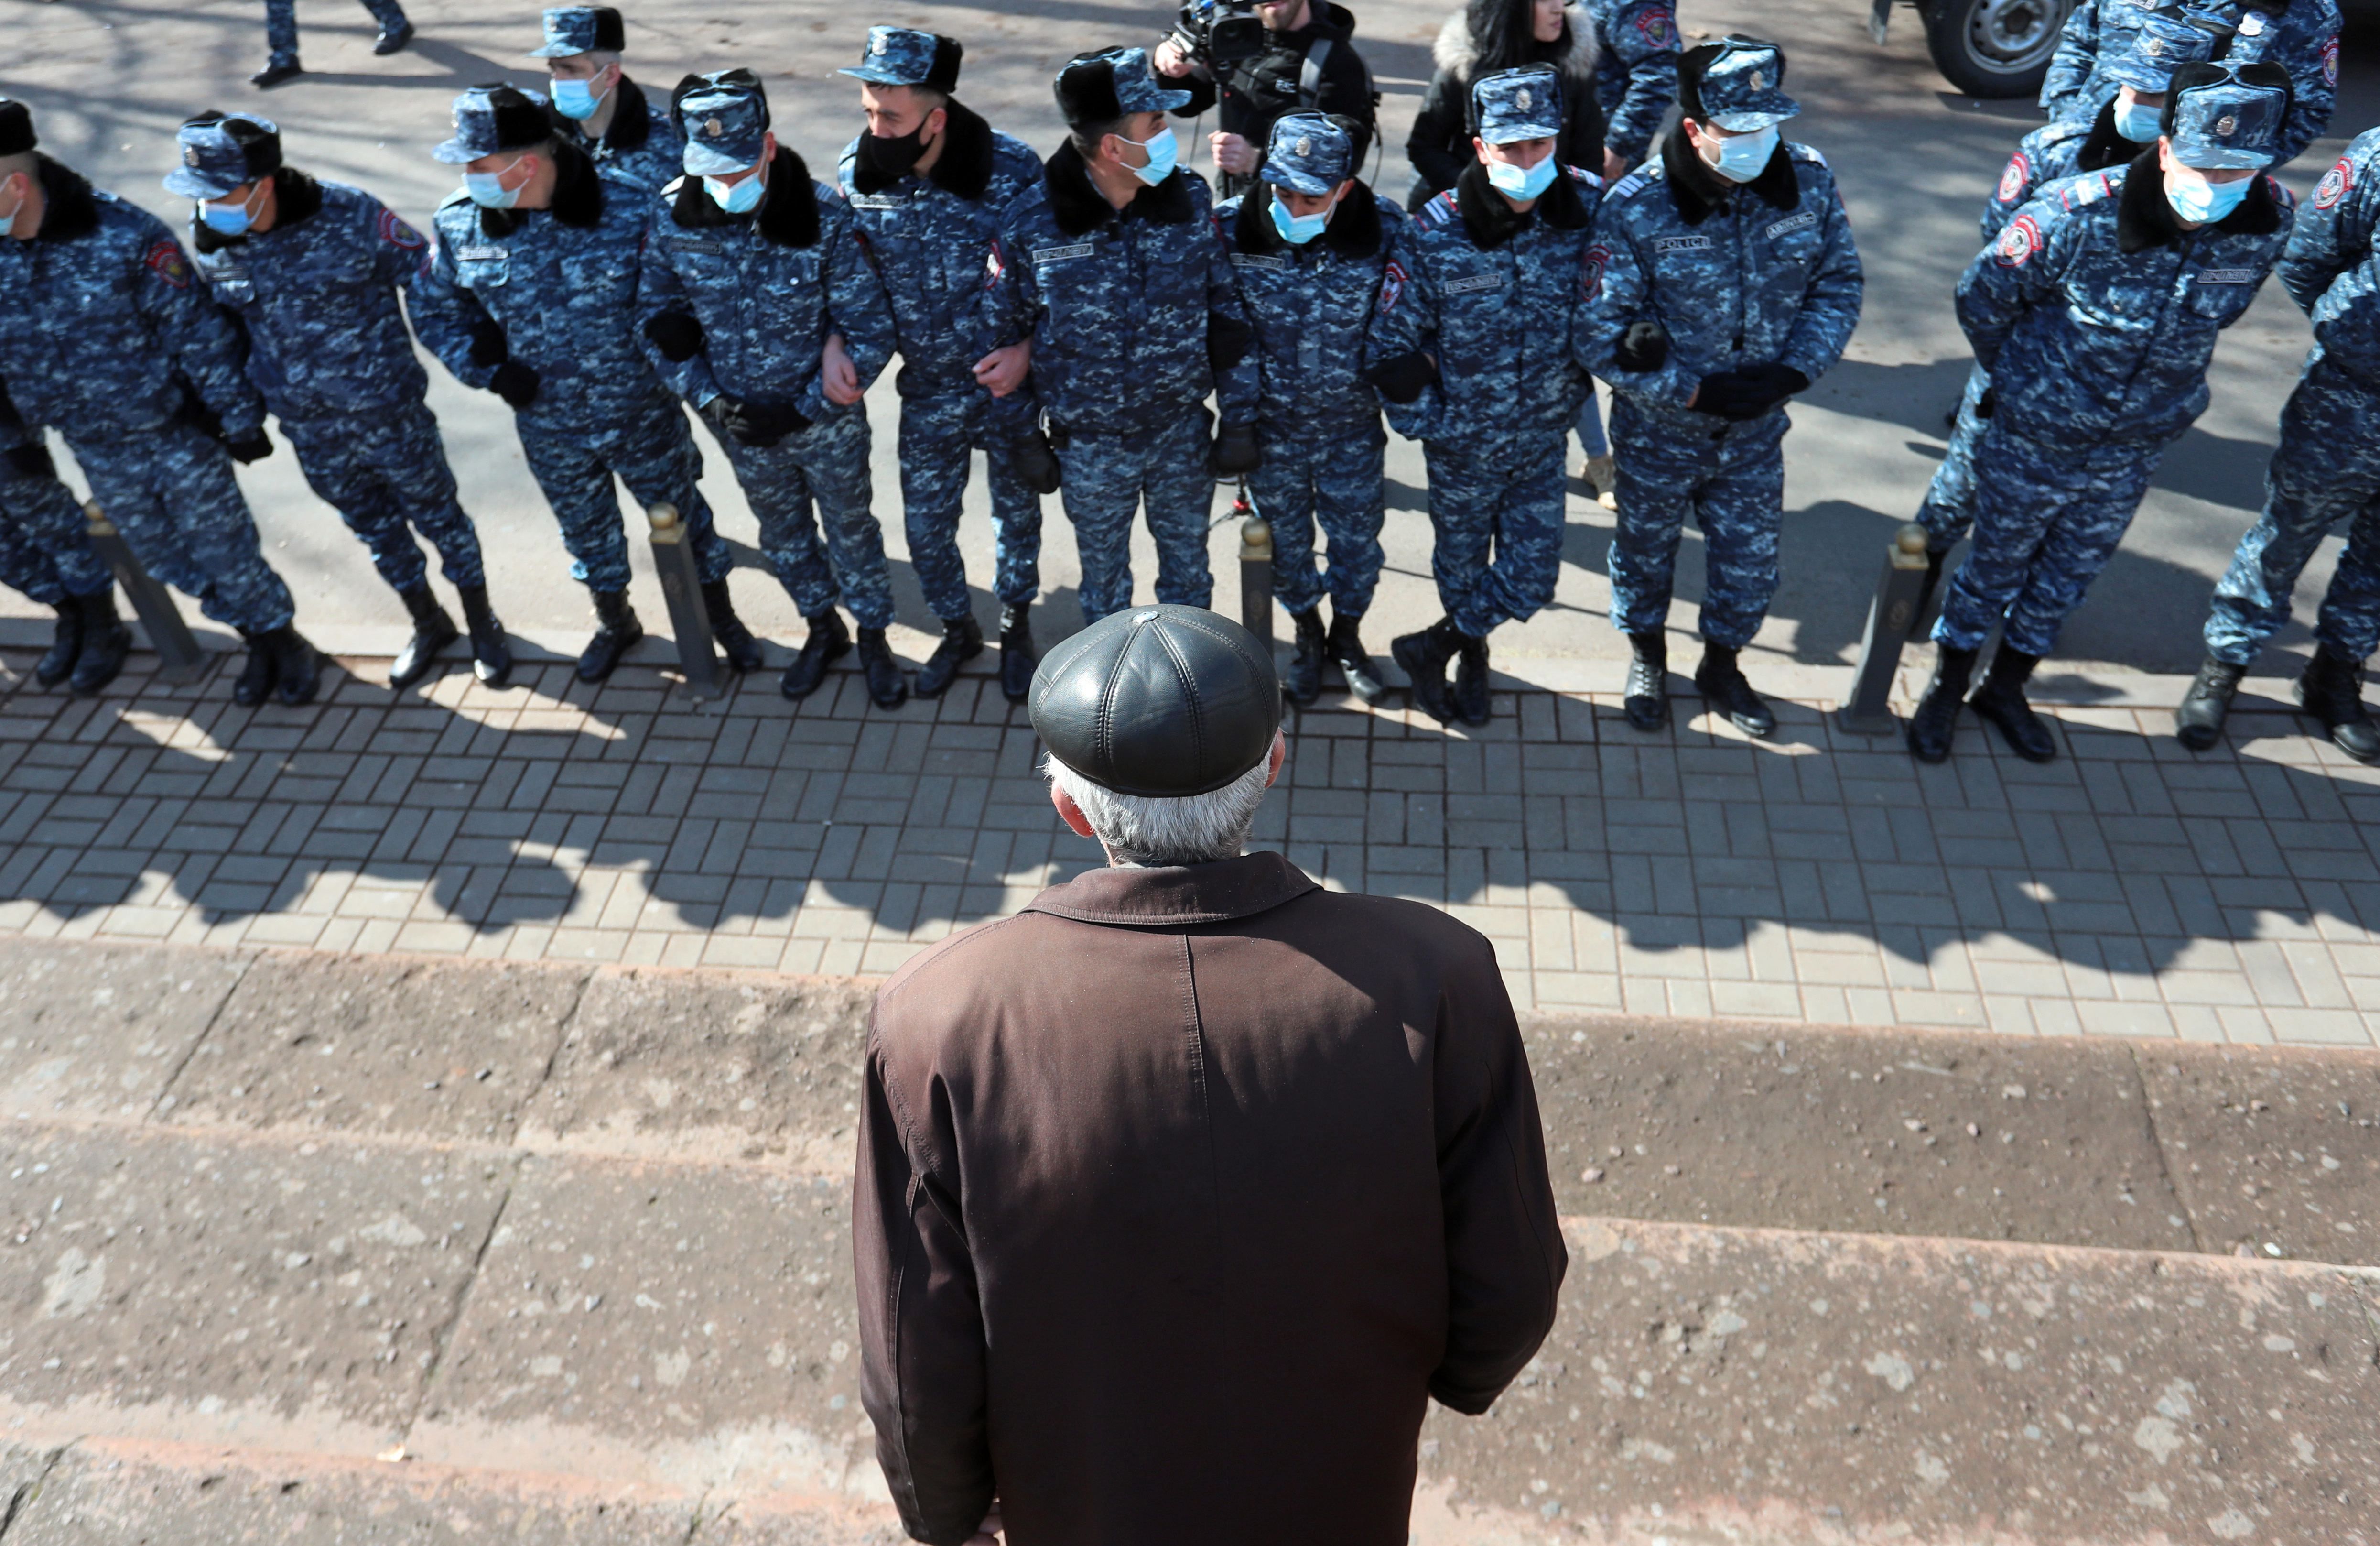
1154, 0, 1378, 196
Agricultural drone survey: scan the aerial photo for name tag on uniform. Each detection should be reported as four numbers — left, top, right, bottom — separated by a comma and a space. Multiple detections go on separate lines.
1033, 242, 1095, 265
669, 236, 725, 254
1653, 235, 1712, 255
1444, 273, 1506, 295
1764, 211, 1818, 239
454, 244, 507, 262
2196, 269, 2258, 284
846, 195, 905, 210
1230, 252, 1288, 271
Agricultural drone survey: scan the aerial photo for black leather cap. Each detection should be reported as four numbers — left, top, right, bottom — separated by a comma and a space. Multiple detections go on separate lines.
1030, 606, 1281, 797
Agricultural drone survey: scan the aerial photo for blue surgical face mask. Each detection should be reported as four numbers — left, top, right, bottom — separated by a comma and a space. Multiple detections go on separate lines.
1125, 127, 1179, 187
705, 170, 765, 214
1484, 152, 1558, 202
1269, 191, 1336, 244
200, 185, 261, 236
2166, 163, 2252, 225
1705, 124, 1780, 183
550, 75, 612, 122
463, 156, 527, 209
2114, 94, 2164, 143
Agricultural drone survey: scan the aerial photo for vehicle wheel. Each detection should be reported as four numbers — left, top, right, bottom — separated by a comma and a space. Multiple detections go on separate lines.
1921, 0, 2075, 98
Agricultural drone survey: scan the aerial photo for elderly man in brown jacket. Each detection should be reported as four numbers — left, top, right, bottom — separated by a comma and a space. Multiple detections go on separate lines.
854, 603, 1566, 1546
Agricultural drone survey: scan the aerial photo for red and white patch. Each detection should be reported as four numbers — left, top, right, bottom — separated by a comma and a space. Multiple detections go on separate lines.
2315, 156, 2352, 211
377, 208, 425, 250
1579, 245, 1608, 303
1997, 214, 2041, 267
1996, 152, 2030, 206
1635, 6, 1675, 48
984, 240, 1006, 289
2323, 36, 2340, 87
143, 239, 190, 289
1378, 259, 1407, 314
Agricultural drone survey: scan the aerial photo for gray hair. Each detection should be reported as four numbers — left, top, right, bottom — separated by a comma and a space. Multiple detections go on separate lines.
1044, 743, 1276, 867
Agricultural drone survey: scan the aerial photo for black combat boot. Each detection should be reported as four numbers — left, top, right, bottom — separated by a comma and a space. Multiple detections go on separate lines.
389, 583, 458, 688
856, 627, 909, 709
781, 610, 849, 701
998, 603, 1038, 704
256, 625, 320, 707
35, 602, 81, 689
2297, 644, 2380, 763
456, 584, 512, 687
1283, 608, 1325, 708
1623, 630, 1667, 733
231, 628, 278, 707
577, 589, 643, 682
1326, 609, 1383, 703
1452, 632, 1492, 726
1390, 616, 1462, 725
1905, 645, 1976, 764
915, 614, 983, 699
2175, 655, 2246, 751
701, 578, 763, 674
67, 590, 130, 697
1968, 646, 2056, 762
1694, 640, 1775, 738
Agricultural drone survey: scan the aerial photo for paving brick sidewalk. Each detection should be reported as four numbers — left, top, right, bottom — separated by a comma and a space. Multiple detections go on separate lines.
3, 646, 2378, 1048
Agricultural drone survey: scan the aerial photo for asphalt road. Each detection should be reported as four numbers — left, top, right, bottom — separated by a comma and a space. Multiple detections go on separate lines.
5, 0, 2377, 685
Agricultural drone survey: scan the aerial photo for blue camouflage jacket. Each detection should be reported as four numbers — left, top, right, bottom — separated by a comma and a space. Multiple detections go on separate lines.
0, 158, 264, 441
1958, 156, 2293, 449
980, 142, 1257, 438
555, 77, 685, 198
1576, 137, 1863, 427
637, 151, 897, 425
2283, 128, 2380, 389
834, 102, 1041, 399
411, 143, 671, 429
1214, 184, 1405, 436
1365, 162, 1602, 443
190, 174, 433, 423
1584, 0, 1681, 166
2041, 0, 2339, 164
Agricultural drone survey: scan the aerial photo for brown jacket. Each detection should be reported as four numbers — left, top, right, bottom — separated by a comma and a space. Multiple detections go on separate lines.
855, 852, 1566, 1546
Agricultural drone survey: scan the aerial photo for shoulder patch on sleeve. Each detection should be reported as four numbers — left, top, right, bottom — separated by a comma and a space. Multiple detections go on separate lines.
2323, 36, 2339, 88
143, 238, 191, 289
377, 208, 426, 250
2267, 175, 2296, 212
1580, 243, 1608, 303
984, 238, 1006, 290
1378, 257, 1407, 313
1997, 214, 2043, 267
2315, 157, 2351, 210
1996, 152, 2031, 206
1634, 5, 1676, 48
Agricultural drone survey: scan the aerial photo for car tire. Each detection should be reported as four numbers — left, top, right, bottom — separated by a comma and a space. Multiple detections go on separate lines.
1921, 0, 2076, 98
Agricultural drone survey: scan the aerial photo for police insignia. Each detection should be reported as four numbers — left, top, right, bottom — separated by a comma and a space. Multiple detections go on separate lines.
1996, 153, 2029, 205
705, 117, 724, 137
1378, 258, 1406, 313
1579, 244, 1607, 302
1750, 72, 1766, 90
1516, 87, 1533, 110
2215, 114, 2238, 136
984, 241, 1005, 288
2237, 10, 2266, 35
1637, 7, 1674, 47
1998, 215, 2040, 266
377, 208, 426, 250
1296, 136, 1311, 157
2315, 159, 2350, 210
183, 145, 202, 167
872, 34, 887, 54
143, 239, 190, 288
2324, 38, 2339, 87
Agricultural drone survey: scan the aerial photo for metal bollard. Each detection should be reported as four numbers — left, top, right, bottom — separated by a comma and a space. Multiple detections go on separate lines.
1236, 483, 1273, 658
83, 500, 206, 683
1834, 522, 1934, 737
645, 503, 725, 698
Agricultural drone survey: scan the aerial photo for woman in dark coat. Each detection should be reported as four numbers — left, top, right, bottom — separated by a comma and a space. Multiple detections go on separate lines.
1405, 0, 1609, 209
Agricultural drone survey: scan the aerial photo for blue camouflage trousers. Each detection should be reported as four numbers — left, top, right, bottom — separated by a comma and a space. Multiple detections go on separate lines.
66, 418, 295, 633
1056, 403, 1216, 624
280, 398, 485, 595
1934, 422, 2165, 657
264, 0, 409, 67
1255, 417, 1386, 619
899, 389, 1041, 621
1423, 426, 1567, 641
1, 460, 113, 601
715, 406, 889, 628
517, 395, 731, 598
2205, 365, 2380, 667
1607, 398, 1789, 650
1916, 364, 1991, 551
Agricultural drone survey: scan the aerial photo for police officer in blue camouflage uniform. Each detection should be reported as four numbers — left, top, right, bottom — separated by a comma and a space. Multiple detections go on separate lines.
0, 98, 318, 708
979, 47, 1262, 626
1, 371, 124, 693
1367, 64, 1601, 727
836, 28, 1048, 703
253, 0, 412, 90
2043, 0, 2337, 165
2179, 124, 2380, 761
1577, 39, 1863, 740
1216, 111, 1399, 706
1584, 0, 1680, 169
411, 84, 749, 685
167, 112, 510, 691
530, 8, 682, 200
639, 70, 907, 707
1921, 12, 2218, 566
1911, 64, 2294, 765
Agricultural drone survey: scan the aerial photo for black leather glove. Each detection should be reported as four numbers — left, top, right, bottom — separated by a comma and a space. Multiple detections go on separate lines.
706, 395, 810, 449
1012, 425, 1061, 496
1693, 364, 1810, 421
1208, 421, 1261, 478
224, 428, 274, 464
1612, 320, 1671, 373
467, 321, 510, 370
1975, 386, 1996, 419
490, 362, 541, 409
1363, 352, 1439, 406
1207, 311, 1255, 374
4, 442, 55, 480
643, 311, 706, 363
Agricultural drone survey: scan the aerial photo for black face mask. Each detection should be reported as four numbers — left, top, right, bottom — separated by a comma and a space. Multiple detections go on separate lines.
859, 120, 934, 180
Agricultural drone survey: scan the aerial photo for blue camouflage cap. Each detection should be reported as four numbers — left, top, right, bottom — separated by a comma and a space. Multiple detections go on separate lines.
2103, 9, 2218, 93
1053, 47, 1193, 128
1469, 65, 1562, 145
164, 113, 279, 200
839, 27, 963, 92
675, 72, 770, 176
2165, 69, 2289, 169
1690, 38, 1798, 133
527, 7, 626, 59
433, 85, 553, 164
1261, 111, 1353, 194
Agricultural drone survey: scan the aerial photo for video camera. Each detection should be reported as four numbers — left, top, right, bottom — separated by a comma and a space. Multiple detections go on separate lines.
1167, 0, 1270, 71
